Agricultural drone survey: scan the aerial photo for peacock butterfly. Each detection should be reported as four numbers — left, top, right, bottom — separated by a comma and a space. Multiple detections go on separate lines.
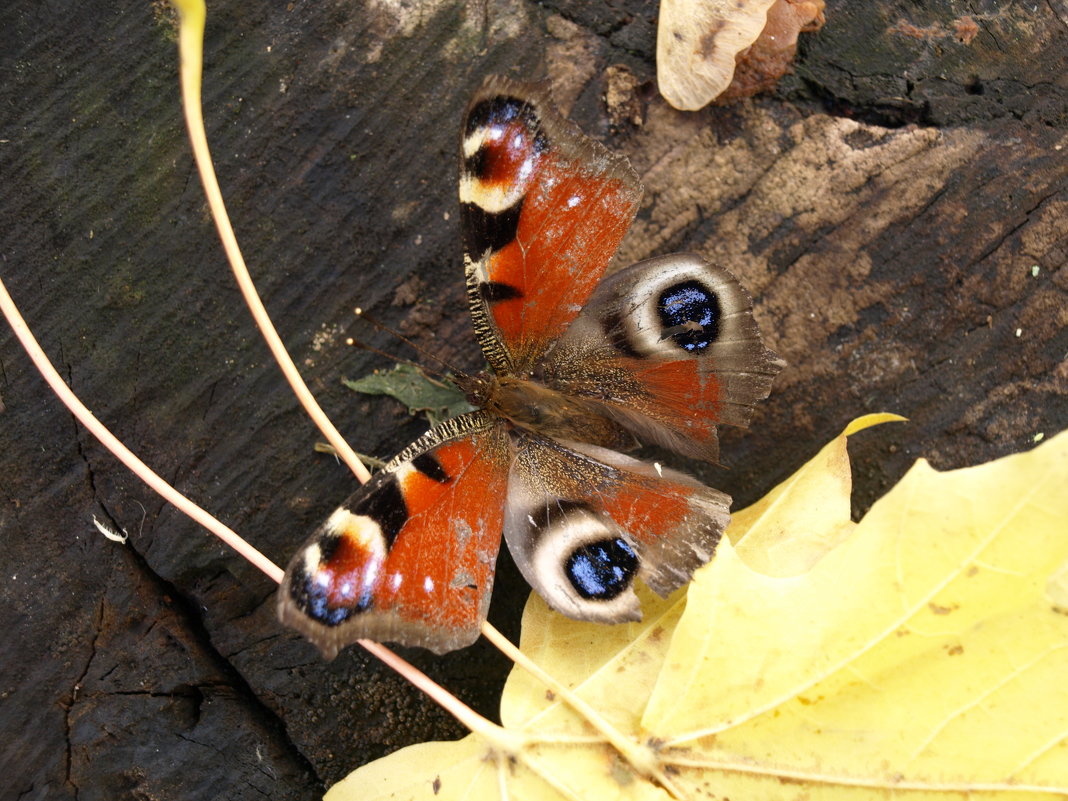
277, 76, 784, 656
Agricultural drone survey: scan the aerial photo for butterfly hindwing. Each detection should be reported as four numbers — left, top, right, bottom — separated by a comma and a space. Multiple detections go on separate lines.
545, 253, 785, 462
460, 76, 642, 374
277, 413, 509, 656
502, 432, 731, 623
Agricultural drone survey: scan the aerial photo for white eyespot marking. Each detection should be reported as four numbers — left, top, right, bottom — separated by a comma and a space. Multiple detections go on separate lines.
461, 121, 519, 169
460, 121, 540, 213
326, 508, 387, 553
393, 461, 416, 485
302, 543, 323, 570
602, 256, 752, 359
528, 514, 538, 528
364, 565, 381, 599
319, 509, 389, 600
461, 128, 491, 158
567, 194, 581, 208
525, 511, 641, 622
391, 573, 403, 590
459, 174, 528, 214
423, 576, 435, 594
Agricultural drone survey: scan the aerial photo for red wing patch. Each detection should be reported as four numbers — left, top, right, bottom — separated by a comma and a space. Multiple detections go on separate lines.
546, 254, 786, 463
587, 447, 731, 597
279, 82, 781, 659
378, 437, 505, 630
613, 356, 724, 452
482, 155, 638, 364
460, 78, 641, 371
606, 468, 694, 542
278, 420, 509, 656
503, 435, 731, 621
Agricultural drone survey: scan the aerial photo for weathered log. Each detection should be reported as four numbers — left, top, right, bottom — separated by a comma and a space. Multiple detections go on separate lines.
0, 0, 1064, 796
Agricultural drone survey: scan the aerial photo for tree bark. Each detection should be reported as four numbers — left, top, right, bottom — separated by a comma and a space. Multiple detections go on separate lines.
0, 0, 1064, 797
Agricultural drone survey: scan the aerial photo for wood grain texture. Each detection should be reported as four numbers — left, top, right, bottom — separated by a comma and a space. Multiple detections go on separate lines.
0, 0, 1064, 797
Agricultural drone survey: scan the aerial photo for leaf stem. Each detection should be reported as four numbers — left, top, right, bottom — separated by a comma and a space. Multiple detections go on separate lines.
0, 277, 285, 586
663, 753, 1067, 795
3, 270, 514, 763
171, 0, 371, 486
481, 621, 686, 798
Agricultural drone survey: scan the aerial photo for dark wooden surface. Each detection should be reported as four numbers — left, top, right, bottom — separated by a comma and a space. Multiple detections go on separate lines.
1, 0, 1065, 797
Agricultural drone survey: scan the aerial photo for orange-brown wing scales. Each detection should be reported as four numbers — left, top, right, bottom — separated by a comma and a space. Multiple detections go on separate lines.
277, 81, 783, 660
607, 469, 692, 539
503, 436, 731, 622
616, 357, 723, 444
484, 157, 637, 360
549, 254, 785, 462
598, 459, 729, 596
278, 424, 508, 656
381, 440, 503, 626
460, 78, 641, 371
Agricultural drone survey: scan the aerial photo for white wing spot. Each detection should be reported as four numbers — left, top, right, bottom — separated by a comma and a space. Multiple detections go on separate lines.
424, 576, 435, 594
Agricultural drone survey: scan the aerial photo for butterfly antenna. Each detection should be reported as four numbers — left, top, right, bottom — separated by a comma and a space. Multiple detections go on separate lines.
351, 306, 471, 383
345, 336, 454, 388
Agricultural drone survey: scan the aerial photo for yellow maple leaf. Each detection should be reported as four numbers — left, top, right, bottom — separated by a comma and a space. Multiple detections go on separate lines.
328, 418, 1068, 800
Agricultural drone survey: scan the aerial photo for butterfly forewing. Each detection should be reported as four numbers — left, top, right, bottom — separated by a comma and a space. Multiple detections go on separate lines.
278, 413, 509, 656
460, 77, 642, 373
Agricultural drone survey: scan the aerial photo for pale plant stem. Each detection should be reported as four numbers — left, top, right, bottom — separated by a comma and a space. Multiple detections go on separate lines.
480, 622, 685, 799
2, 0, 510, 757
5, 3, 688, 792
1, 274, 505, 744
360, 639, 525, 748
170, 0, 514, 749
0, 277, 285, 582
172, 0, 371, 486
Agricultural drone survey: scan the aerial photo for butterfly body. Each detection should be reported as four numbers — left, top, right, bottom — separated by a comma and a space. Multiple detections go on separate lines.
458, 371, 635, 451
278, 77, 783, 656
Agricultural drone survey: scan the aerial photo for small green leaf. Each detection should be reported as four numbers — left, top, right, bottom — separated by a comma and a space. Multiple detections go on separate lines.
343, 363, 472, 426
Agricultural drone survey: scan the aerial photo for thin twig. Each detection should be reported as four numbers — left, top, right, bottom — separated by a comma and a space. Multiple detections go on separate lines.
1, 275, 504, 747
0, 277, 284, 584
480, 621, 685, 798
172, 0, 371, 485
